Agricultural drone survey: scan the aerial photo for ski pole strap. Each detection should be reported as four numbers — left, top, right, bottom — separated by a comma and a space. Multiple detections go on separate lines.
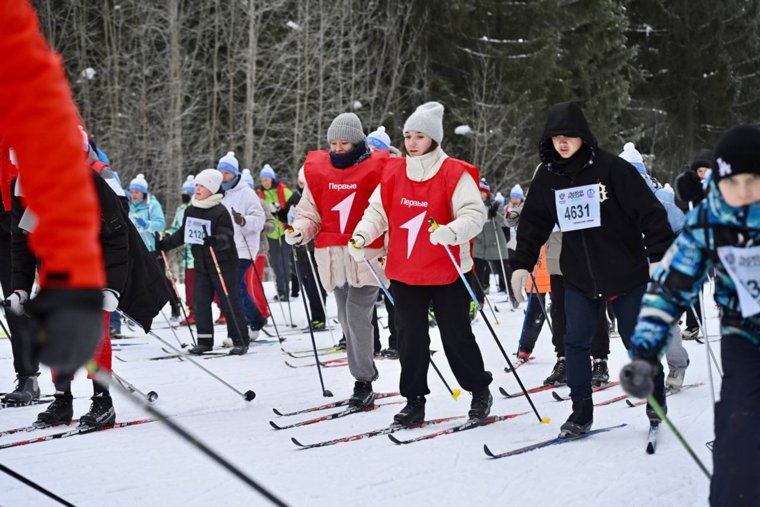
427, 218, 479, 304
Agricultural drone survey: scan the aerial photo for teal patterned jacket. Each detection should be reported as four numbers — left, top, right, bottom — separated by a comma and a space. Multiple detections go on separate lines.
631, 180, 760, 360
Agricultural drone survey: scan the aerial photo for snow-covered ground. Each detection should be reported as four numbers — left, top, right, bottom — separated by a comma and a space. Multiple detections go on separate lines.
0, 279, 718, 506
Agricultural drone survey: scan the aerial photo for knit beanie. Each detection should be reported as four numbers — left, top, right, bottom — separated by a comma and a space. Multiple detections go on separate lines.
510, 184, 524, 200
689, 149, 712, 173
326, 113, 366, 145
129, 173, 149, 194
494, 192, 505, 205
478, 178, 491, 194
242, 168, 254, 188
367, 126, 391, 151
217, 151, 239, 176
260, 164, 276, 180
404, 102, 445, 144
712, 125, 760, 182
195, 168, 223, 194
619, 142, 647, 176
181, 175, 195, 194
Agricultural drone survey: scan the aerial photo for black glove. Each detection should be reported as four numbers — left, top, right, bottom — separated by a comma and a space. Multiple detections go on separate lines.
620, 358, 660, 399
487, 202, 500, 219
154, 232, 166, 251
233, 212, 246, 227
25, 288, 103, 378
203, 235, 217, 247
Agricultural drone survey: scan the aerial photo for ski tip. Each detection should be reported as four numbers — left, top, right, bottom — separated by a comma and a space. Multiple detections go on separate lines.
625, 399, 636, 408
646, 443, 655, 455
498, 387, 510, 397
451, 388, 462, 401
540, 416, 551, 425
387, 434, 403, 445
483, 444, 496, 458
272, 408, 284, 416
551, 391, 564, 402
269, 421, 283, 430
291, 437, 305, 447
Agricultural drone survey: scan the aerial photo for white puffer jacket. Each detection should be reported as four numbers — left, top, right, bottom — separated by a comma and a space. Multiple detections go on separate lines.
222, 176, 265, 259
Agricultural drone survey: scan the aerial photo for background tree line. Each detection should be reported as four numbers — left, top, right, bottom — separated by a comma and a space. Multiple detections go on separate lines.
34, 0, 760, 213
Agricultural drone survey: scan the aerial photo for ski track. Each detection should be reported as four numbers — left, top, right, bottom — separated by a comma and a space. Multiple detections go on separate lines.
0, 280, 715, 506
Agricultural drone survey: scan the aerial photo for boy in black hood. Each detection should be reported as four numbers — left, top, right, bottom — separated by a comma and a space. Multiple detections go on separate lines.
511, 102, 674, 437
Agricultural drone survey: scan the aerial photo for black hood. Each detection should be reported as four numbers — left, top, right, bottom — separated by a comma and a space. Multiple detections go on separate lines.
538, 102, 598, 166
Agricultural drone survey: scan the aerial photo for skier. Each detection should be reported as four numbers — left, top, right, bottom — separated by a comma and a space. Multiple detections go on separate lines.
621, 126, 760, 506
511, 101, 673, 437
285, 112, 387, 408
0, 1, 105, 378
157, 169, 249, 355
217, 151, 267, 339
351, 101, 493, 425
167, 175, 197, 325
472, 178, 509, 311
257, 164, 295, 301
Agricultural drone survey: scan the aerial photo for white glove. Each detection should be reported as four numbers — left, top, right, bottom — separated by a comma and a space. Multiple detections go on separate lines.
649, 261, 660, 278
284, 228, 303, 246
428, 224, 457, 246
269, 202, 281, 214
510, 269, 529, 303
4, 290, 28, 316
103, 289, 120, 312
348, 235, 366, 262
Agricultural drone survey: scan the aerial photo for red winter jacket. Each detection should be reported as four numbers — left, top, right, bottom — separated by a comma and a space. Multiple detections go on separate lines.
0, 1, 104, 289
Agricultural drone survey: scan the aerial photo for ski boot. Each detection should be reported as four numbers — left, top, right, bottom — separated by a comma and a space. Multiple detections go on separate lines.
189, 341, 213, 355
517, 350, 532, 364
682, 327, 700, 341
229, 344, 249, 355
214, 314, 227, 325
348, 381, 375, 409
381, 348, 399, 360
79, 393, 116, 428
646, 384, 667, 423
591, 359, 610, 387
3, 374, 40, 404
393, 396, 426, 427
248, 328, 260, 342
337, 337, 347, 351
543, 357, 566, 386
36, 392, 74, 426
666, 361, 689, 392
180, 311, 195, 326
559, 398, 593, 438
468, 387, 493, 420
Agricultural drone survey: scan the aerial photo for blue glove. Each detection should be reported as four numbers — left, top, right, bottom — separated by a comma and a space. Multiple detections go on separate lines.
134, 216, 147, 229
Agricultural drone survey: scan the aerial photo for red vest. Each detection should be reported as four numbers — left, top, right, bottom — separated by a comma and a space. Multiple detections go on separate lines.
381, 157, 479, 285
304, 150, 387, 249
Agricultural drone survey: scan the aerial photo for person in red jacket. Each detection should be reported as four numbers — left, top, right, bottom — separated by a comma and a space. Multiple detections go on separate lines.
0, 1, 104, 377
351, 102, 493, 426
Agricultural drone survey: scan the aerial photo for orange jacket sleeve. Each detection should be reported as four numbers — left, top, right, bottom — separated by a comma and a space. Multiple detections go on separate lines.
0, 1, 104, 289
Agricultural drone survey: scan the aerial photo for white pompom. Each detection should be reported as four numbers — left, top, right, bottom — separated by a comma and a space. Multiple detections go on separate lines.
227, 151, 235, 157
137, 173, 145, 179
623, 142, 635, 151
185, 175, 194, 182
243, 168, 251, 175
377, 126, 386, 133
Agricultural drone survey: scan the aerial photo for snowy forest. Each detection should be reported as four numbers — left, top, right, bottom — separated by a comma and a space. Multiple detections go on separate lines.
34, 0, 760, 213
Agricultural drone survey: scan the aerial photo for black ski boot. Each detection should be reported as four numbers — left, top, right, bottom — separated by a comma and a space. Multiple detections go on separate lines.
559, 398, 593, 438
189, 341, 213, 355
468, 387, 493, 420
381, 348, 399, 360
36, 392, 73, 426
79, 393, 116, 428
543, 357, 566, 386
3, 374, 40, 404
646, 383, 667, 423
591, 359, 610, 387
337, 336, 347, 351
393, 396, 426, 427
348, 381, 374, 409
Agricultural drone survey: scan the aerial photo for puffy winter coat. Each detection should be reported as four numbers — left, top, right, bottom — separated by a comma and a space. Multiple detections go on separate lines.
258, 198, 275, 256
168, 203, 193, 270
129, 195, 166, 252
473, 197, 508, 261
511, 102, 674, 299
257, 181, 294, 240
222, 176, 265, 260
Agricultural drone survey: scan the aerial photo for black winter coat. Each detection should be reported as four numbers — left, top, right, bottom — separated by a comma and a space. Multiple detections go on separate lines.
163, 200, 238, 274
511, 102, 675, 299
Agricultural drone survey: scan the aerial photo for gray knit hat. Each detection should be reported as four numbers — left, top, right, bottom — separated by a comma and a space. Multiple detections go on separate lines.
326, 113, 366, 145
404, 102, 445, 144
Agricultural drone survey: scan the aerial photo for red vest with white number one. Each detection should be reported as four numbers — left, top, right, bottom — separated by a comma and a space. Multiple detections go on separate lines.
304, 149, 387, 249
381, 157, 479, 285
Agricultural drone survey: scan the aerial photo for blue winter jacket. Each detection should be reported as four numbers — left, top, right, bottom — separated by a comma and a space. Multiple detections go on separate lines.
631, 181, 760, 360
129, 195, 166, 252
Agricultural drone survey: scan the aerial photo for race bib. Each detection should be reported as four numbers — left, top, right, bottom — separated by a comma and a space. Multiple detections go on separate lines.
185, 217, 211, 245
555, 184, 601, 232
717, 245, 760, 318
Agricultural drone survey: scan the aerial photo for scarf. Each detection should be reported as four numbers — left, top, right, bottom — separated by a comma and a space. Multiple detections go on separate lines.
191, 193, 224, 209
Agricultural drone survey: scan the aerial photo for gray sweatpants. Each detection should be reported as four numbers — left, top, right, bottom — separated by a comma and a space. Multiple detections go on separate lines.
665, 324, 690, 370
333, 284, 379, 382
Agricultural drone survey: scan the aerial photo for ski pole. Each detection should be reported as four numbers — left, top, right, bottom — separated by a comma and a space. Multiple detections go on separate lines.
646, 394, 712, 480
202, 226, 250, 350
469, 266, 501, 323
160, 249, 197, 346
528, 271, 553, 333
160, 309, 189, 349
86, 364, 288, 506
428, 218, 549, 424
351, 239, 462, 400
112, 371, 159, 402
0, 463, 75, 507
232, 207, 284, 345
291, 246, 333, 398
305, 247, 338, 347
491, 218, 515, 311
119, 311, 255, 401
